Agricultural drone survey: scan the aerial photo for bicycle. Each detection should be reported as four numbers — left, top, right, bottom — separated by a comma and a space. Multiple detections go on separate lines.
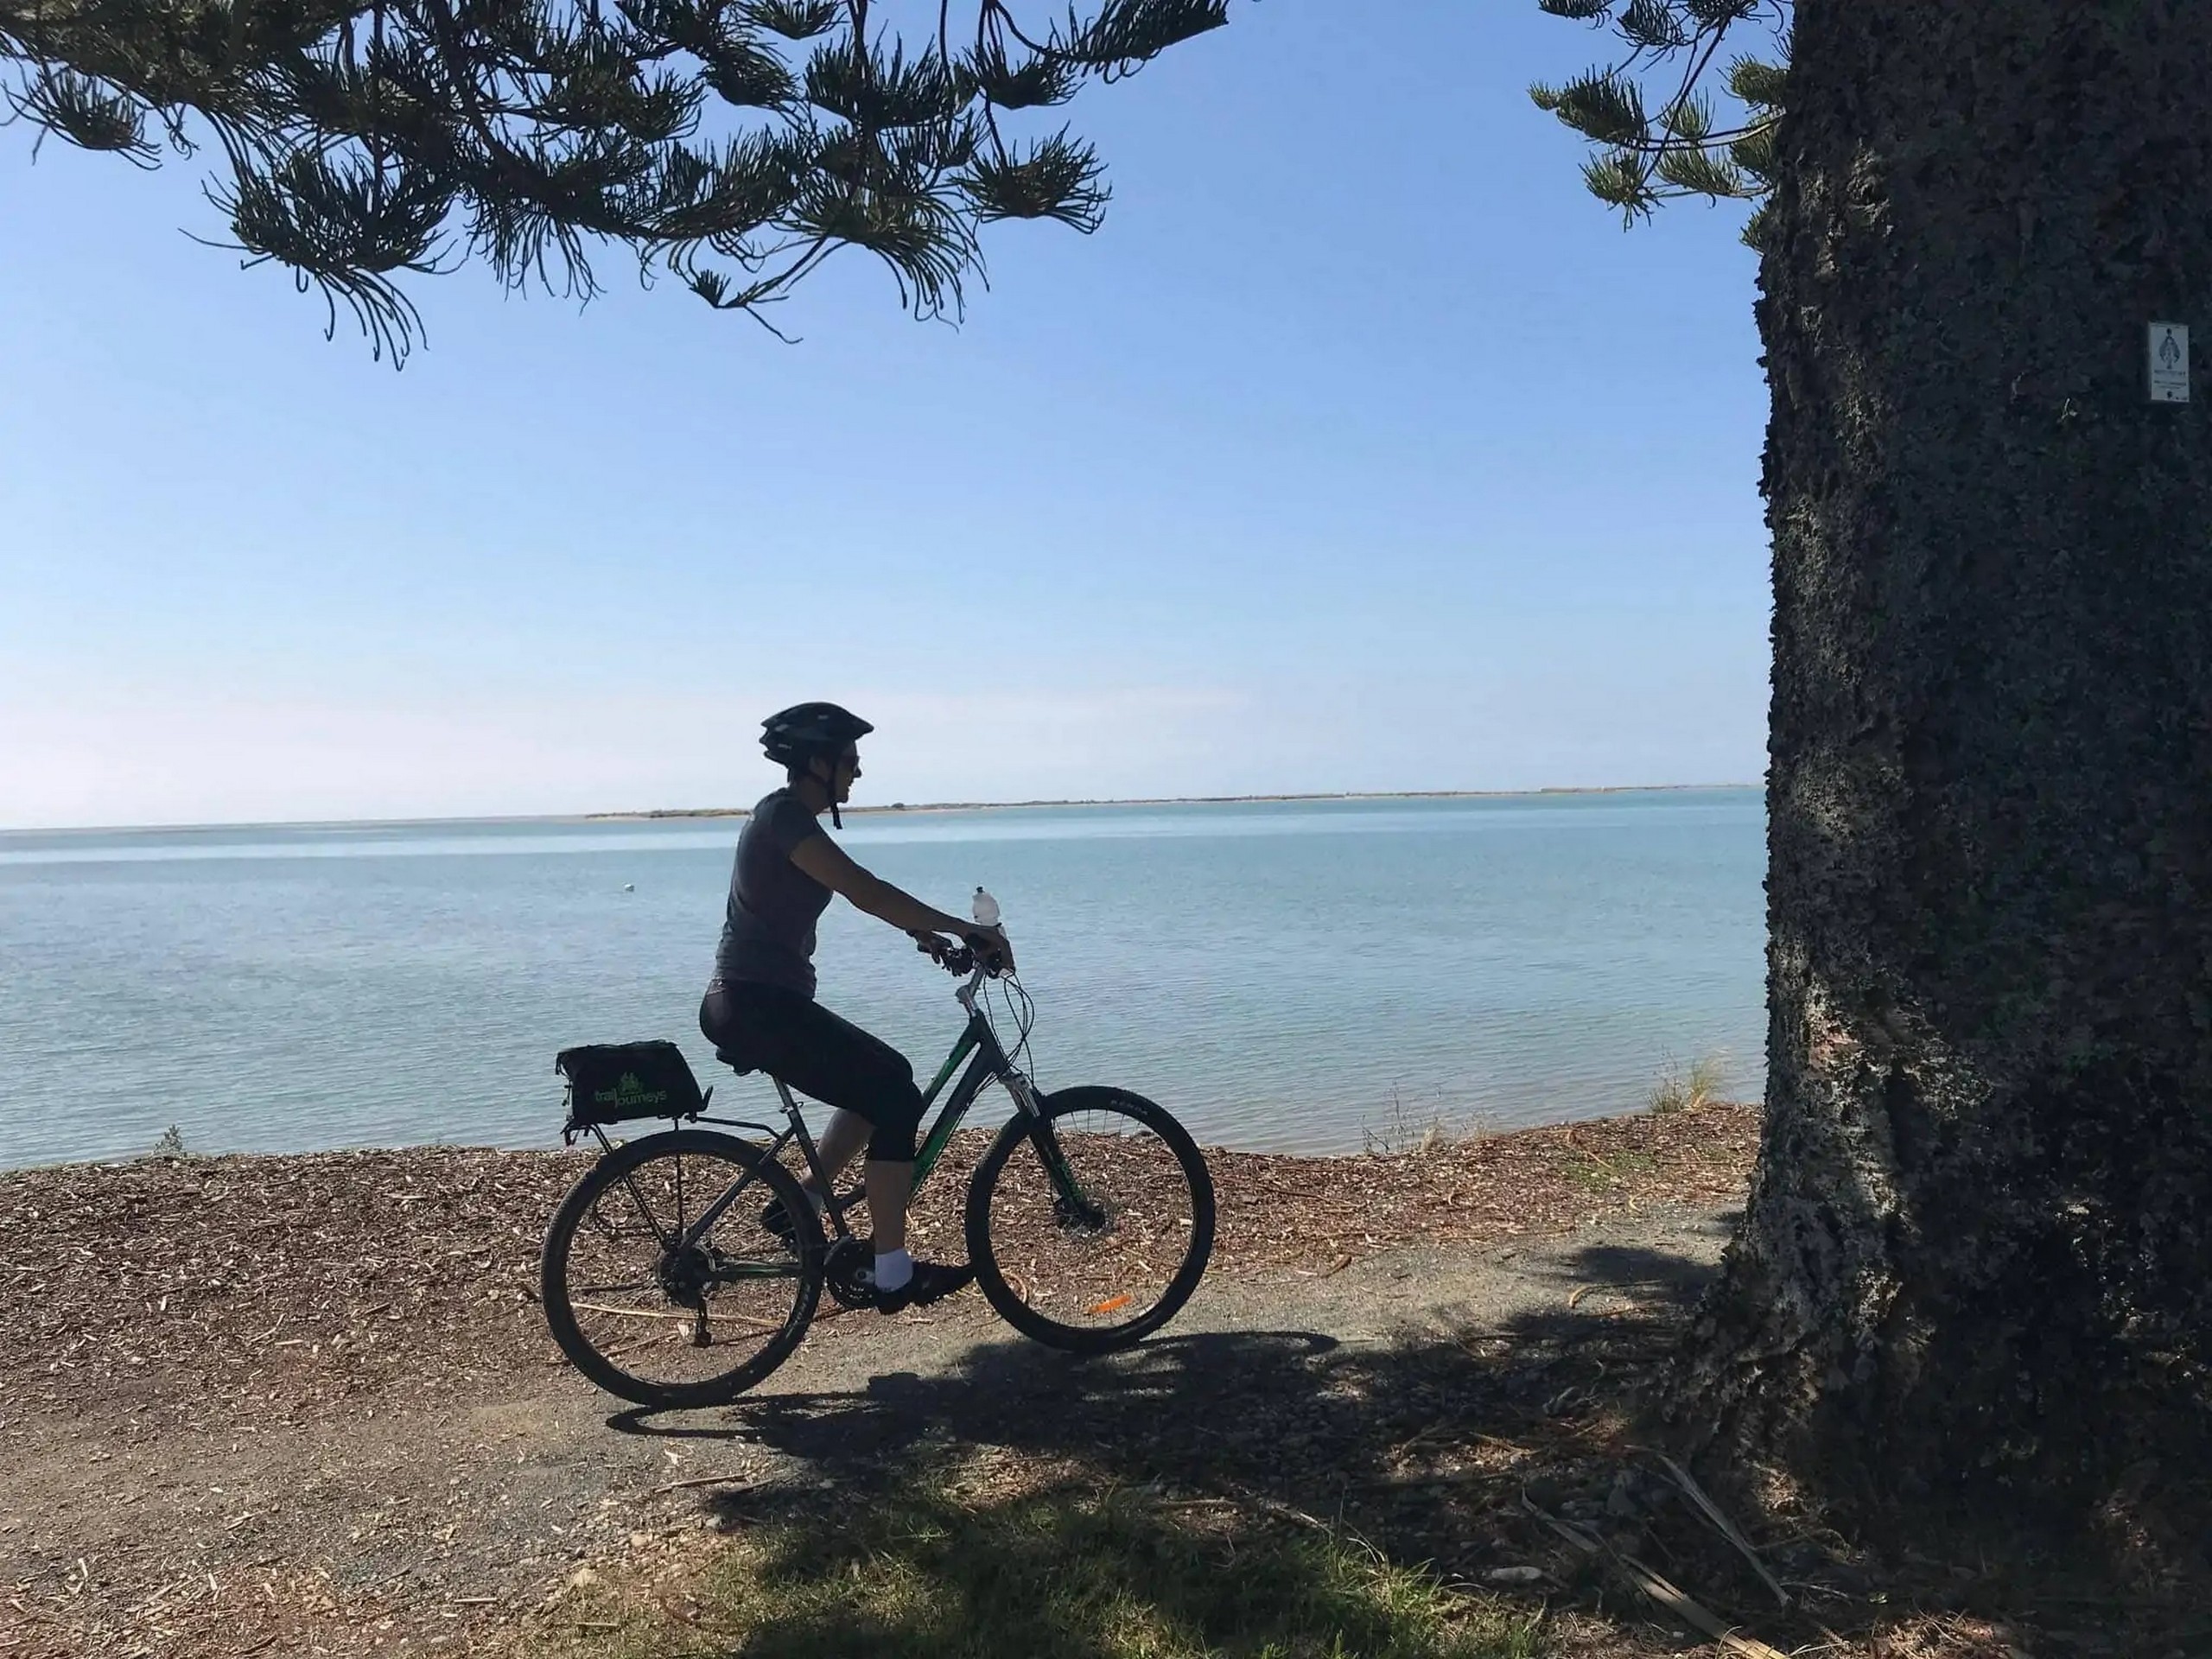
538, 937, 1217, 1408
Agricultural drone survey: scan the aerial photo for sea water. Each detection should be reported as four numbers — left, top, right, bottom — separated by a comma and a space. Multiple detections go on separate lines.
0, 791, 1765, 1167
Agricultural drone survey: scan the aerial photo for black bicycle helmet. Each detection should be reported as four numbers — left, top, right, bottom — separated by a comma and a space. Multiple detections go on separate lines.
760, 702, 874, 768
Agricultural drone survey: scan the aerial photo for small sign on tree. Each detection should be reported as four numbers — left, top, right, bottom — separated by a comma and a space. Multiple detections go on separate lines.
2150, 322, 2190, 403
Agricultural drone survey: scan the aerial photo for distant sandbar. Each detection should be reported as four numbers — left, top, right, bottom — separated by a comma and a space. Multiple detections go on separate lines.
584, 784, 1752, 823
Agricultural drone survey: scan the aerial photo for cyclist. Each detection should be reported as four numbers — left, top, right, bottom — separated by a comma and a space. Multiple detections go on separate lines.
697, 702, 1012, 1313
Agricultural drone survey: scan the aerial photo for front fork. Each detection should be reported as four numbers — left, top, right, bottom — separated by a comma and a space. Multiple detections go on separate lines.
1001, 1069, 1042, 1118
1002, 1071, 1105, 1230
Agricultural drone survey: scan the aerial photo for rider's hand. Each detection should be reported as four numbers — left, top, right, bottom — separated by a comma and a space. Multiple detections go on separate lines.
911, 930, 953, 963
965, 925, 1014, 974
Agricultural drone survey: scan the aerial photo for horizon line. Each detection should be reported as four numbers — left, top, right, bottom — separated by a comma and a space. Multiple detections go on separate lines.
2, 782, 1764, 837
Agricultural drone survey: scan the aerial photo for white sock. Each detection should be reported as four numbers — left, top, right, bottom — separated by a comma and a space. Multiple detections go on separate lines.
874, 1249, 913, 1294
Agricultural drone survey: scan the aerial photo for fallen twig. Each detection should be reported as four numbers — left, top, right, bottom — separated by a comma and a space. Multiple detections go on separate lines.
644, 1472, 758, 1497
1220, 1481, 1331, 1534
567, 1301, 697, 1324
1528, 1500, 1789, 1659
1361, 1470, 1518, 1491
1648, 1451, 1790, 1608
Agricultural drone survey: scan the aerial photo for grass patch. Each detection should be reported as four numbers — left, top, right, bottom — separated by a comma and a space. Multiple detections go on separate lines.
1361, 1089, 1487, 1157
1646, 1052, 1728, 1116
541, 1465, 1543, 1659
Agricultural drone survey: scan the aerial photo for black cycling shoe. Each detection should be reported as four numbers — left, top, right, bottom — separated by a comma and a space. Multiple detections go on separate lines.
872, 1259, 976, 1315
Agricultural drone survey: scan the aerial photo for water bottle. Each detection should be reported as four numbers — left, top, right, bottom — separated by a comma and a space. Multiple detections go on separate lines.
971, 886, 1001, 927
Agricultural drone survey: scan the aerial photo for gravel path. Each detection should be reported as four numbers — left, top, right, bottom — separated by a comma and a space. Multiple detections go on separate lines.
0, 1111, 1752, 1659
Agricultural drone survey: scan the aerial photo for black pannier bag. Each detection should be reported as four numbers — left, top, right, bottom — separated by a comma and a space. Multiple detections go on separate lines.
556, 1040, 708, 1130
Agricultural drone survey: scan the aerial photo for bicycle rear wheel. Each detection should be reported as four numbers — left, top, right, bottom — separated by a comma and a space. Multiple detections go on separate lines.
541, 1128, 822, 1408
965, 1086, 1216, 1353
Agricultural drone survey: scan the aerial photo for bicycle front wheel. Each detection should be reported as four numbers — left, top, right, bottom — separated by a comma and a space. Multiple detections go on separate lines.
965, 1086, 1216, 1353
541, 1129, 822, 1408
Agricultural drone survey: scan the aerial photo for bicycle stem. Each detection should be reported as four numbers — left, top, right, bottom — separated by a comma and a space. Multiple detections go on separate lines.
953, 966, 986, 1013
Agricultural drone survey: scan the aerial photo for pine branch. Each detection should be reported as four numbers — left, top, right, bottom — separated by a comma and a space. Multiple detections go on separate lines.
1619, 0, 1685, 52
1726, 52, 1784, 107
1, 0, 1241, 359
1535, 68, 1647, 148
1655, 143, 1748, 197
1532, 0, 1789, 232
12, 65, 158, 159
982, 0, 1225, 80
965, 30, 1075, 109
959, 124, 1103, 226
742, 0, 836, 37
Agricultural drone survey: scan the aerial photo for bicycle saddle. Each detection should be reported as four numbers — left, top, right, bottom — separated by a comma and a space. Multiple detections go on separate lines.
713, 1047, 759, 1076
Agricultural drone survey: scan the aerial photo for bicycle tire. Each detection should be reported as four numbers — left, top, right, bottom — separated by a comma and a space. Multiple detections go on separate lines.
541, 1128, 823, 1408
965, 1085, 1216, 1353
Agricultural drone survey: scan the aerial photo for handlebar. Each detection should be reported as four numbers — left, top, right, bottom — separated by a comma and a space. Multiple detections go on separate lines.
914, 931, 1009, 978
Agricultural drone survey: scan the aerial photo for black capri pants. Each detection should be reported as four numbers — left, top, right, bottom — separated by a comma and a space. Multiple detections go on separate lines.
700, 982, 926, 1162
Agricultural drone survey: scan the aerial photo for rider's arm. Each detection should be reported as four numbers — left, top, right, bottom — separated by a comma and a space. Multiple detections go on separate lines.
789, 833, 974, 938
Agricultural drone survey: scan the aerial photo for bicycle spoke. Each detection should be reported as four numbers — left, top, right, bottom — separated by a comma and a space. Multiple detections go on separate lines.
975, 1096, 1211, 1347
606, 1169, 679, 1252
674, 1166, 760, 1252
550, 1139, 817, 1401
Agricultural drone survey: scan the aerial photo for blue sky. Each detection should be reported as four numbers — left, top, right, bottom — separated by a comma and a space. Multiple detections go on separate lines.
0, 3, 1771, 829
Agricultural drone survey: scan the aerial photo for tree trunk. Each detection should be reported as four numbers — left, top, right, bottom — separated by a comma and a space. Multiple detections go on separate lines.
1681, 0, 2212, 1518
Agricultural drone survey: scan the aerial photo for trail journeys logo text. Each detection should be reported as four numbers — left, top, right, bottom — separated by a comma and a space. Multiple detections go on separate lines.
592, 1071, 671, 1109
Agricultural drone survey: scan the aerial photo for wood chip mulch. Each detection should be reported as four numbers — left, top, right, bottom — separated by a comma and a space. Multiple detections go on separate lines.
0, 1106, 1756, 1659
0, 1104, 1756, 1431
1199, 1103, 1756, 1277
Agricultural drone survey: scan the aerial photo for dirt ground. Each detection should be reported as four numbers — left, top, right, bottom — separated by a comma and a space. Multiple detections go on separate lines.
0, 1108, 1765, 1658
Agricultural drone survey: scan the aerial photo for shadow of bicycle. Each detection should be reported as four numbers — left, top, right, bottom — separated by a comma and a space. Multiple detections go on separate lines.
574, 1227, 2212, 1657
605, 1236, 1723, 1533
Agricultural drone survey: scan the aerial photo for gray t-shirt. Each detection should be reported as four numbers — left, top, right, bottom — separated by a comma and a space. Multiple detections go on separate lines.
711, 790, 832, 997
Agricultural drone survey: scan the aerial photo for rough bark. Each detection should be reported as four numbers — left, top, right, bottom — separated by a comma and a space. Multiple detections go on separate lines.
1680, 0, 2212, 1521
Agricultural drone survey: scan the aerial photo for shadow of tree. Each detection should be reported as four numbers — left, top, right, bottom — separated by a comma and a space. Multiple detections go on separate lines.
655, 1471, 1546, 1659
581, 1235, 2208, 1658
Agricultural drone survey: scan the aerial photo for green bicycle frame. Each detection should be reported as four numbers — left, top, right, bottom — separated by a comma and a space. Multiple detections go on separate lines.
909, 1025, 984, 1184
903, 1013, 1027, 1191
799, 1007, 1085, 1224
633, 993, 1090, 1264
